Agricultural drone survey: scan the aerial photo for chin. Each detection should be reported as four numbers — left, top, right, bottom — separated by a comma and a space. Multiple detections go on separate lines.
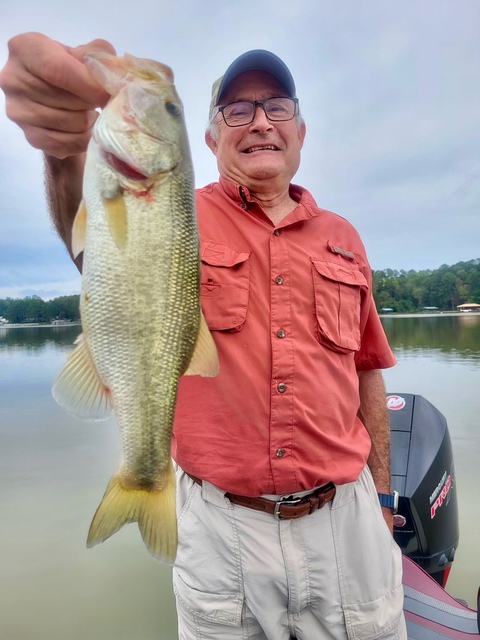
242, 160, 285, 180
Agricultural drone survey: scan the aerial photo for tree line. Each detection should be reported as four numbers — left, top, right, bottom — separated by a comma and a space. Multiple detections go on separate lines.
1, 259, 480, 323
373, 259, 480, 312
0, 294, 80, 324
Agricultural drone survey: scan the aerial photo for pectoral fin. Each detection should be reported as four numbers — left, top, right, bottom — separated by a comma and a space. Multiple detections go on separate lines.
103, 194, 128, 250
72, 200, 87, 259
52, 333, 112, 420
184, 311, 219, 377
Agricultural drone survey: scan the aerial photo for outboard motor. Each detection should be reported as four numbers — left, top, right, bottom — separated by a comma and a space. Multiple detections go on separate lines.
388, 393, 459, 586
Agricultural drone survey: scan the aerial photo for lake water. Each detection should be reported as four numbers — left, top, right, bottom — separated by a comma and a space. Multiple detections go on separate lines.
1, 318, 479, 639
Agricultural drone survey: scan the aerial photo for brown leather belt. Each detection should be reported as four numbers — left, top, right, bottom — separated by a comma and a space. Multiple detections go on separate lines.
187, 474, 336, 520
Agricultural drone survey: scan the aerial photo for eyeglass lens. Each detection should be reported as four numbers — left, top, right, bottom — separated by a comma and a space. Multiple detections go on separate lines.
220, 98, 297, 126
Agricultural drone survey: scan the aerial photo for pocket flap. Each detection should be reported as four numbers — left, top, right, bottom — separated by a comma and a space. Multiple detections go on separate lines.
201, 241, 250, 268
311, 259, 368, 288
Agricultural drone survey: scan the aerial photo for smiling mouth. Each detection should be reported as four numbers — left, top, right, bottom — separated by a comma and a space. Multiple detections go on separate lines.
243, 145, 279, 154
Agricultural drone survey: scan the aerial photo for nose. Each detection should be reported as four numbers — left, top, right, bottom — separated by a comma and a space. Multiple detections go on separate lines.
248, 103, 274, 133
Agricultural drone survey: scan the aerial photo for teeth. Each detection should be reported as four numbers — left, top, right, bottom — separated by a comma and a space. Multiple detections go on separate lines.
246, 146, 277, 153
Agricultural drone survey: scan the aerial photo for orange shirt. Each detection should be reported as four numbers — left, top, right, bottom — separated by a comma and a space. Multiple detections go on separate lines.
172, 178, 396, 496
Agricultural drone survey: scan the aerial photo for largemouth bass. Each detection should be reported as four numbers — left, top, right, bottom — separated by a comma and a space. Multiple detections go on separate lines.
53, 52, 219, 563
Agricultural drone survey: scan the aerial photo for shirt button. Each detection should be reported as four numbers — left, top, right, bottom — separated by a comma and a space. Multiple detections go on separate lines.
276, 329, 286, 338
277, 383, 287, 393
275, 448, 285, 458
275, 276, 284, 285
273, 229, 281, 236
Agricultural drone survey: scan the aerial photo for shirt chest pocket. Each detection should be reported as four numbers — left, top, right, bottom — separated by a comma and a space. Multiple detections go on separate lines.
201, 241, 251, 331
311, 259, 368, 353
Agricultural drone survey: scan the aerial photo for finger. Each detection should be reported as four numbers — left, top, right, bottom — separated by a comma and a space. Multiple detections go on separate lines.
5, 92, 98, 133
8, 33, 113, 108
4, 66, 103, 112
68, 39, 117, 62
65, 39, 118, 107
22, 123, 95, 159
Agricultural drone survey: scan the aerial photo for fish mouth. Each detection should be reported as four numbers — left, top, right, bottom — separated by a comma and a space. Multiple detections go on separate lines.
242, 144, 279, 154
104, 152, 149, 181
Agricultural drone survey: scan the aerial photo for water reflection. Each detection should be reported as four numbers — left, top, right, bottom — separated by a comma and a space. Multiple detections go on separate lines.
381, 315, 480, 609
382, 315, 480, 364
1, 320, 479, 639
0, 324, 80, 350
0, 325, 177, 640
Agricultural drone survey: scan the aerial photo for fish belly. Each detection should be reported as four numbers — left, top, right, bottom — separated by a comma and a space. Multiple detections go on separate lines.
81, 152, 199, 561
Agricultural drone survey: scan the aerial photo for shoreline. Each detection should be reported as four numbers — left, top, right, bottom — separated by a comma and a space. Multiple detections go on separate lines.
0, 322, 81, 329
2, 313, 480, 327
379, 312, 480, 318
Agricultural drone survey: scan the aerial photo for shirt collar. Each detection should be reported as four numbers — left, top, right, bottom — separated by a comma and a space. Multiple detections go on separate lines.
218, 176, 252, 204
218, 177, 323, 228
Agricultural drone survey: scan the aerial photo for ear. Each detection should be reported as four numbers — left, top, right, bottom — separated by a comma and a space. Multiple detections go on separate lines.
298, 121, 306, 149
205, 129, 218, 156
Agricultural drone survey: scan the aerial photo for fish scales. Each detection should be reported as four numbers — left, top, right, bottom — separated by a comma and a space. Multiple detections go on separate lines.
82, 180, 198, 481
52, 52, 219, 562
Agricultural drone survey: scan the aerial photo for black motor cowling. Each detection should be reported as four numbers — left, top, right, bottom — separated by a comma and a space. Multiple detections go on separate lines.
388, 393, 459, 586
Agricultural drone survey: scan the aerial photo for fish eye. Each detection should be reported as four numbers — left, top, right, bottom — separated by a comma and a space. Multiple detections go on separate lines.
165, 101, 182, 117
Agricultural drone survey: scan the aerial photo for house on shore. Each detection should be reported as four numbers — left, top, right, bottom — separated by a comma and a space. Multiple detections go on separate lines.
456, 303, 480, 313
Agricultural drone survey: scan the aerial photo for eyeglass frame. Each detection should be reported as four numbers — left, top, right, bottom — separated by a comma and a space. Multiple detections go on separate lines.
215, 97, 299, 127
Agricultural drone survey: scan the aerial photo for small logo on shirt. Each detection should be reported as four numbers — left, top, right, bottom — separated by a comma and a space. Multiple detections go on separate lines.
386, 395, 406, 411
330, 245, 355, 259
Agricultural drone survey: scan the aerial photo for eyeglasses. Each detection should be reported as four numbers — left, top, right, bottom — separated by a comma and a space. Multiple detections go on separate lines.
216, 97, 299, 127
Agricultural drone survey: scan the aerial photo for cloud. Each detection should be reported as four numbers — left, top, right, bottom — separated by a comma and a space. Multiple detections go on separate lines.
0, 278, 81, 301
1, 0, 479, 293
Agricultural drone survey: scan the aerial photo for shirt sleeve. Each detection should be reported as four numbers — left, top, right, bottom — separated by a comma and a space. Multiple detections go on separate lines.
355, 296, 397, 371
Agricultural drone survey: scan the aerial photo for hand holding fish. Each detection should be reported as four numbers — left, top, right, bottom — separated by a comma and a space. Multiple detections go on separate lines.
0, 32, 115, 158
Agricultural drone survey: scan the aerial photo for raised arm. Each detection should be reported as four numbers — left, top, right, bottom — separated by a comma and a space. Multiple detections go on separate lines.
43, 154, 87, 270
0, 32, 115, 267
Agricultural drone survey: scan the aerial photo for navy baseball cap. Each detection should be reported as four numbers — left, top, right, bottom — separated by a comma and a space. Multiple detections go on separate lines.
209, 50, 296, 119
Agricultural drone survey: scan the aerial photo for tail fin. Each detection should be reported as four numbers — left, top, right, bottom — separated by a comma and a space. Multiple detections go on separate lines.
86, 460, 177, 564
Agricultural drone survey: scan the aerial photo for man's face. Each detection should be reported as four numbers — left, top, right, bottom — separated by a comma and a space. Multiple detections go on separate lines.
206, 70, 306, 189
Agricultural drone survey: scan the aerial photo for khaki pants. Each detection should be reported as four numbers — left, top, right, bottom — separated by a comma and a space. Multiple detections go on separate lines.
173, 465, 407, 640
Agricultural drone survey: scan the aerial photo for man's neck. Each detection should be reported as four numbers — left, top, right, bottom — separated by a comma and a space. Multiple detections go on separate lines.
248, 188, 298, 225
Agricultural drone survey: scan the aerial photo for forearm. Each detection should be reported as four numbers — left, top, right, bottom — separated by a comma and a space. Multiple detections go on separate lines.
44, 153, 86, 272
357, 369, 394, 530
357, 369, 391, 494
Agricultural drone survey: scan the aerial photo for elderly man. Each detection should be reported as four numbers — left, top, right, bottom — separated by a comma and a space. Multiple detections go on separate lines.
1, 34, 406, 639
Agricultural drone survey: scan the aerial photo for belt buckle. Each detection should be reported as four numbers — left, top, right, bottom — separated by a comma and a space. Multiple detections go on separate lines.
274, 494, 303, 519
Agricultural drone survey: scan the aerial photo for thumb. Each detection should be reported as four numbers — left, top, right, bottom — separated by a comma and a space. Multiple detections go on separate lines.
69, 39, 117, 61
67, 40, 117, 107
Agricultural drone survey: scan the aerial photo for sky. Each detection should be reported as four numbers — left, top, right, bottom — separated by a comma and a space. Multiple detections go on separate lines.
0, 0, 479, 299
